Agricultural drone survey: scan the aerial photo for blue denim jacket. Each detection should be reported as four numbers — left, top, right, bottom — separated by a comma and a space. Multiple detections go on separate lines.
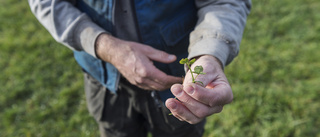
73, 0, 197, 100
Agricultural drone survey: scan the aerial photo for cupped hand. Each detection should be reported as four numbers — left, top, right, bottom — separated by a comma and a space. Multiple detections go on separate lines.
95, 34, 182, 91
165, 55, 233, 124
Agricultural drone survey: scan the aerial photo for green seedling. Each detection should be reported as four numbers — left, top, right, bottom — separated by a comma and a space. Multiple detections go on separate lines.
179, 58, 206, 86
169, 58, 206, 116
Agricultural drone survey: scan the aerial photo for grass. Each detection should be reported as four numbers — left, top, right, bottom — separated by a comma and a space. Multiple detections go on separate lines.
0, 0, 319, 137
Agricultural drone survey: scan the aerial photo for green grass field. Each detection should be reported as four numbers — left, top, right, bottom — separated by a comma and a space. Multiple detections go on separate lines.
1, 0, 319, 136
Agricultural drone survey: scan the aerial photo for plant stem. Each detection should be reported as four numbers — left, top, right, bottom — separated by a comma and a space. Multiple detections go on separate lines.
194, 74, 199, 81
187, 63, 195, 83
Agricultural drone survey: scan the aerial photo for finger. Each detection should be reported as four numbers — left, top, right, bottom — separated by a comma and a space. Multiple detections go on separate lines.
143, 46, 177, 63
135, 76, 181, 91
134, 81, 159, 91
153, 73, 182, 86
136, 77, 175, 91
151, 68, 182, 83
184, 83, 233, 107
165, 98, 203, 124
131, 62, 181, 90
171, 84, 221, 118
147, 68, 182, 89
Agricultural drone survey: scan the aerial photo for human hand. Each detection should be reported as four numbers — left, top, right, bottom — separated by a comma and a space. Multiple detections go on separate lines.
165, 55, 233, 124
95, 34, 182, 91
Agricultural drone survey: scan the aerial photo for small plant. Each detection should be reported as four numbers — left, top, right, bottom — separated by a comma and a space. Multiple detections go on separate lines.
169, 58, 205, 116
179, 58, 206, 86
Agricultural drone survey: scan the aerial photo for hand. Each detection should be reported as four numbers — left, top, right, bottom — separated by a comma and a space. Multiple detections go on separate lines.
95, 33, 182, 91
165, 55, 233, 124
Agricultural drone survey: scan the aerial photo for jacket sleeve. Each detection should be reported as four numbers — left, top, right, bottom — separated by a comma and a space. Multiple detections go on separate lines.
28, 0, 107, 58
189, 0, 251, 67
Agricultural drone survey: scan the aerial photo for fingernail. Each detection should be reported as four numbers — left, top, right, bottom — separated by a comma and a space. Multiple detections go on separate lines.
168, 55, 176, 60
185, 85, 194, 95
168, 101, 177, 110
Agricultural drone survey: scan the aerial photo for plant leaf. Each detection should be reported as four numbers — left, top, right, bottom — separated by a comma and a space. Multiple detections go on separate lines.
179, 58, 189, 64
189, 58, 196, 65
193, 65, 204, 74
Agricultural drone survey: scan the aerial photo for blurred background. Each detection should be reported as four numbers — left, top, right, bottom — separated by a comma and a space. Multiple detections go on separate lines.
0, 0, 319, 136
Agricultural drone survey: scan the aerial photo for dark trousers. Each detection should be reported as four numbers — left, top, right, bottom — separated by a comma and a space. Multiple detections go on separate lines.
84, 73, 205, 137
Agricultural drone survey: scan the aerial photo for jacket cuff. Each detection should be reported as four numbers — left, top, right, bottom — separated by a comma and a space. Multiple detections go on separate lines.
188, 38, 231, 68
73, 16, 107, 58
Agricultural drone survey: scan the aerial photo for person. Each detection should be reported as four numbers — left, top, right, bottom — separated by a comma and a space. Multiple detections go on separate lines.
28, 0, 251, 136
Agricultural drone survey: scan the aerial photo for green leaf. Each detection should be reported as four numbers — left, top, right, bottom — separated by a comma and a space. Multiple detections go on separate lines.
179, 58, 189, 64
189, 58, 196, 65
193, 65, 204, 74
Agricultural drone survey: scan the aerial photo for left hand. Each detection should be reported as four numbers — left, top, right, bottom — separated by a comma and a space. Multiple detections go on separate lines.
165, 55, 233, 124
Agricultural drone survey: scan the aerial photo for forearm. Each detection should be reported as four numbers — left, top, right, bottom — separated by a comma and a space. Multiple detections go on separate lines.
95, 33, 121, 63
28, 0, 107, 58
189, 0, 251, 67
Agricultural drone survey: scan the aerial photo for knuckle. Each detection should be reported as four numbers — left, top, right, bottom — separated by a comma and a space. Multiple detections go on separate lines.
195, 109, 209, 118
137, 68, 148, 77
133, 64, 149, 78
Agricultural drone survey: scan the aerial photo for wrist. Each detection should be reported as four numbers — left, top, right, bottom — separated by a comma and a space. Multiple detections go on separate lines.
198, 55, 223, 70
95, 33, 118, 62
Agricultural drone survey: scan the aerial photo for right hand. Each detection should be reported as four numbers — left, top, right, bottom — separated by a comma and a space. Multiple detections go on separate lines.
95, 33, 182, 91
